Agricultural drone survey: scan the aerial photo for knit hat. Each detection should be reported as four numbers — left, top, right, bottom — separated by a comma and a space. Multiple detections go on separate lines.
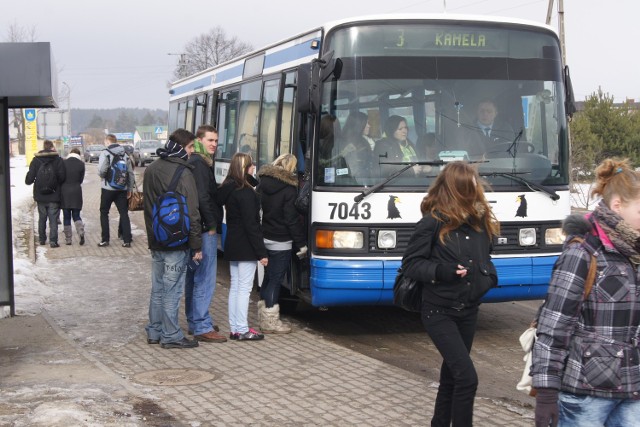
157, 139, 188, 160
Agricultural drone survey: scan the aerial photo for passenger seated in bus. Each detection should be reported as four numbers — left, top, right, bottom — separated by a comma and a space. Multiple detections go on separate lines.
318, 114, 350, 183
462, 99, 516, 158
373, 115, 418, 178
414, 133, 443, 174
338, 112, 373, 183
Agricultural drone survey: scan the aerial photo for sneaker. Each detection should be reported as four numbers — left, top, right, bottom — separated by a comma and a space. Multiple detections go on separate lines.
98, 241, 109, 247
122, 242, 131, 248
237, 328, 264, 341
39, 240, 46, 245
147, 338, 160, 345
194, 330, 227, 343
229, 332, 240, 340
79, 235, 85, 246
160, 337, 199, 349
50, 242, 60, 248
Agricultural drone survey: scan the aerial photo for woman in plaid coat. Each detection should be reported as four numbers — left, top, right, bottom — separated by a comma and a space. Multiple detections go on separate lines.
532, 158, 640, 427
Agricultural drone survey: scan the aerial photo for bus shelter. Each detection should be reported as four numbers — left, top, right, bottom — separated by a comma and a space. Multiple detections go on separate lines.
0, 42, 58, 316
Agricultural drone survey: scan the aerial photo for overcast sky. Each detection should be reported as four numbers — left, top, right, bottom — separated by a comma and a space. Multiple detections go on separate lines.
3, 0, 638, 110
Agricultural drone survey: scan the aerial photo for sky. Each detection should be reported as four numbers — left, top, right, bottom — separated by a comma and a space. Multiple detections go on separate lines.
3, 0, 638, 110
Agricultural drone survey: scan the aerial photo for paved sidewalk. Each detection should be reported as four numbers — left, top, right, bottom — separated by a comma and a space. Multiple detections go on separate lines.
1, 163, 533, 426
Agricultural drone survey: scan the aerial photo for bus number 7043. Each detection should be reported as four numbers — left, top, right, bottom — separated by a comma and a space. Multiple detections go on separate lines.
328, 202, 371, 220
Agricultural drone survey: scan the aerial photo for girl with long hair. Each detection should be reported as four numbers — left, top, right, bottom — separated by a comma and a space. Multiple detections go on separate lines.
401, 162, 500, 426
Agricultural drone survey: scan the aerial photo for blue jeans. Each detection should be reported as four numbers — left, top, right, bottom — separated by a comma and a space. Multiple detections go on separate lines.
260, 249, 291, 307
37, 201, 60, 243
62, 208, 81, 226
185, 232, 218, 335
228, 261, 256, 334
559, 392, 640, 427
422, 302, 479, 427
146, 249, 189, 344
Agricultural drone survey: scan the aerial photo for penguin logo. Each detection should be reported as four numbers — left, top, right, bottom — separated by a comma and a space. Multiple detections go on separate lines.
515, 194, 527, 218
387, 195, 402, 219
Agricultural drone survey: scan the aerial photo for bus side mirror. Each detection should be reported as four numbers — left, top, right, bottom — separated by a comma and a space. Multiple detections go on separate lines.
297, 63, 313, 114
564, 65, 576, 118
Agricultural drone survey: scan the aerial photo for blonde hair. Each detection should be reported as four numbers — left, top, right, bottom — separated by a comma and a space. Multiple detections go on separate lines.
273, 153, 297, 173
592, 158, 640, 206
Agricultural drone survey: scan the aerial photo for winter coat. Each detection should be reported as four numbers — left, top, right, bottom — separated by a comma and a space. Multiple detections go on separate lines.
142, 157, 202, 252
373, 137, 417, 177
97, 144, 135, 191
531, 214, 640, 399
188, 153, 222, 233
401, 213, 497, 310
61, 153, 85, 210
217, 179, 267, 262
257, 164, 306, 249
25, 150, 66, 203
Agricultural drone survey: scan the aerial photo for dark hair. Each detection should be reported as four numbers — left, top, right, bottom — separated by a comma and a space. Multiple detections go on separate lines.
43, 140, 54, 150
105, 134, 117, 144
196, 125, 218, 139
420, 162, 499, 241
168, 128, 197, 148
70, 148, 81, 155
592, 158, 640, 206
384, 115, 407, 141
342, 112, 368, 139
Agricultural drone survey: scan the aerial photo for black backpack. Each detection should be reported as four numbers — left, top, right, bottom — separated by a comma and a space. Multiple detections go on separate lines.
35, 160, 58, 195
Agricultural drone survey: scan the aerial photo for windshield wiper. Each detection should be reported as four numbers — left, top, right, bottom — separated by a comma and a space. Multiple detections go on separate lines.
479, 171, 559, 201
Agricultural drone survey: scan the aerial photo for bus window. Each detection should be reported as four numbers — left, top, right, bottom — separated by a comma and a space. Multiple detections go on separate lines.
217, 90, 239, 160
258, 78, 280, 166
238, 80, 261, 163
194, 95, 206, 132
280, 72, 296, 156
177, 101, 187, 131
185, 99, 195, 133
168, 101, 179, 133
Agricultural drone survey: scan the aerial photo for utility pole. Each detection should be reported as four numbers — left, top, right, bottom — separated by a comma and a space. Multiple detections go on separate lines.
62, 82, 71, 152
168, 53, 188, 78
546, 0, 567, 66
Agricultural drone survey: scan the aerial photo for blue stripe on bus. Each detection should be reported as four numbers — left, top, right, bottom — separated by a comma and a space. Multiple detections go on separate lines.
264, 40, 320, 69
214, 64, 244, 85
171, 76, 213, 96
309, 255, 557, 306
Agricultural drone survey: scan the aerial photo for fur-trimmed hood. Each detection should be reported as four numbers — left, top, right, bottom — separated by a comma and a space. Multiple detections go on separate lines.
257, 164, 297, 196
562, 213, 592, 237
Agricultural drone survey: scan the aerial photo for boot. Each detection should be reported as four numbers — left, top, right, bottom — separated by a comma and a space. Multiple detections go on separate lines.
74, 220, 85, 246
63, 225, 73, 245
257, 300, 265, 325
260, 304, 291, 334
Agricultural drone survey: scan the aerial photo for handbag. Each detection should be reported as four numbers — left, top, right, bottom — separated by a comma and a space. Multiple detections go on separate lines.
393, 268, 422, 312
128, 184, 144, 211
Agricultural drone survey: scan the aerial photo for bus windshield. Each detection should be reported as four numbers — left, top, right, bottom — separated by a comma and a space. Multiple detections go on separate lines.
317, 23, 569, 189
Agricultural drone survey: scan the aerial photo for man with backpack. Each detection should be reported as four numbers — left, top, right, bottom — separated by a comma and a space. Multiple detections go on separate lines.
97, 134, 135, 247
143, 129, 202, 349
25, 140, 66, 248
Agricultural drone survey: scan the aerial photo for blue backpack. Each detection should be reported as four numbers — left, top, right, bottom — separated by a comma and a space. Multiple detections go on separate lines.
152, 166, 190, 247
105, 149, 128, 190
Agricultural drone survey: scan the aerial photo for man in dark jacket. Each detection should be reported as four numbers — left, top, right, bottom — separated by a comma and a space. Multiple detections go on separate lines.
25, 140, 66, 248
143, 129, 202, 349
184, 125, 227, 343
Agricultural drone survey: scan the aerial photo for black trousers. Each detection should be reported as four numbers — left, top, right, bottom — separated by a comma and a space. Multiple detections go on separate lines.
99, 188, 131, 243
422, 302, 479, 427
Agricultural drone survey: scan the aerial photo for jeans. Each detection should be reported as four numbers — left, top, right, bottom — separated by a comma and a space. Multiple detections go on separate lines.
260, 249, 291, 307
558, 392, 640, 427
228, 261, 256, 334
99, 188, 131, 243
146, 249, 189, 344
422, 302, 479, 427
185, 232, 218, 335
62, 208, 81, 226
37, 202, 60, 243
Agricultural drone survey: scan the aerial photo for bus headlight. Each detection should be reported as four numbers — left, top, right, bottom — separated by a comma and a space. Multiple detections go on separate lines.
316, 230, 364, 249
545, 227, 565, 245
377, 230, 397, 249
519, 228, 537, 246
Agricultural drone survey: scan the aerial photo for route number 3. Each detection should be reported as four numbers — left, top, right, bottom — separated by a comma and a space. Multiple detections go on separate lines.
328, 202, 371, 220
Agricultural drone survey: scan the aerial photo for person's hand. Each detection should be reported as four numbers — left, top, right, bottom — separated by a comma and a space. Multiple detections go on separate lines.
208, 229, 216, 235
192, 250, 203, 262
535, 388, 559, 427
127, 191, 132, 199
259, 257, 268, 267
296, 246, 308, 259
435, 263, 468, 282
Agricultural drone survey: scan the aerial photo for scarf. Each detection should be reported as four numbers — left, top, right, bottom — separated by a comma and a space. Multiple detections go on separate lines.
192, 139, 213, 167
591, 200, 640, 265
157, 139, 188, 160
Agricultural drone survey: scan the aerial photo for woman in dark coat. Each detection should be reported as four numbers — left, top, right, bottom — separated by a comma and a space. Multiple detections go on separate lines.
61, 148, 85, 245
373, 115, 418, 178
401, 162, 500, 427
217, 152, 268, 341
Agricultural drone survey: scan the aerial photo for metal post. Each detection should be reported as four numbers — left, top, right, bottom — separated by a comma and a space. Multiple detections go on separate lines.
558, 0, 566, 66
62, 82, 71, 146
0, 97, 15, 316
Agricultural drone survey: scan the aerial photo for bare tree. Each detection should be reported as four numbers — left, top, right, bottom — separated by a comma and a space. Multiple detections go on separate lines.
5, 21, 38, 155
172, 26, 253, 80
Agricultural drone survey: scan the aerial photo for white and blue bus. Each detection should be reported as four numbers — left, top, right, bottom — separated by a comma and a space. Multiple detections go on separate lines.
168, 14, 575, 307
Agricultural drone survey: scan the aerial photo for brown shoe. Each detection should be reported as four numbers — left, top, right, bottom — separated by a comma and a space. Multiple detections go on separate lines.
194, 330, 228, 343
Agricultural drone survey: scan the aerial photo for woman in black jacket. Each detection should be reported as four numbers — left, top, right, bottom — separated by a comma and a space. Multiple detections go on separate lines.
217, 152, 268, 341
402, 162, 499, 427
61, 148, 85, 245
256, 154, 306, 334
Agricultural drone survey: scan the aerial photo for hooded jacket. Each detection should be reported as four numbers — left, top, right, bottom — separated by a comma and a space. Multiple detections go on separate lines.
25, 149, 66, 203
142, 157, 202, 252
61, 152, 85, 210
256, 164, 306, 249
188, 153, 222, 233
97, 144, 135, 191
401, 213, 497, 309
217, 178, 267, 262
531, 214, 640, 398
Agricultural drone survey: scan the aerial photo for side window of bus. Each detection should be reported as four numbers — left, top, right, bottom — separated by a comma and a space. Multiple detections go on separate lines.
168, 101, 179, 133
238, 80, 261, 163
177, 101, 187, 131
185, 99, 195, 133
258, 78, 280, 166
217, 90, 239, 160
280, 73, 296, 158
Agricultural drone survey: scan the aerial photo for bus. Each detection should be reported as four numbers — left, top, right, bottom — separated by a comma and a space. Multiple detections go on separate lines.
168, 14, 576, 307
